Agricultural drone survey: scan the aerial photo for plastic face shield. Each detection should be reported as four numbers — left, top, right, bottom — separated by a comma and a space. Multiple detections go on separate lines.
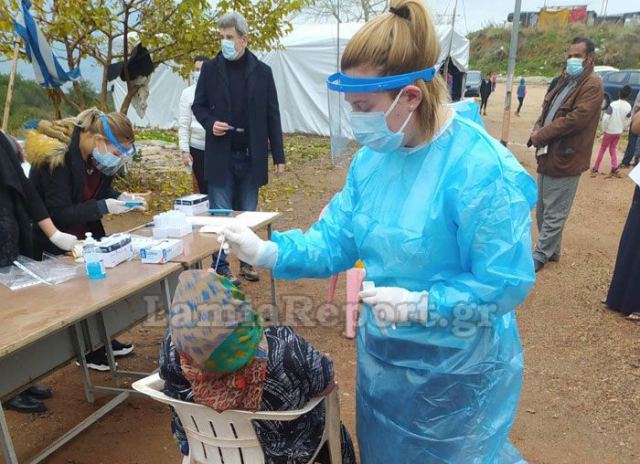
101, 115, 136, 160
326, 67, 437, 167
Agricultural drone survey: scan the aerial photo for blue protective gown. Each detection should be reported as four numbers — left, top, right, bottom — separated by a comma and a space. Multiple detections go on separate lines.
271, 111, 537, 463
449, 100, 485, 127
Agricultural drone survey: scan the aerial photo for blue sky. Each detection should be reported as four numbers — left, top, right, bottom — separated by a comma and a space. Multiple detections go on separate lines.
0, 0, 632, 90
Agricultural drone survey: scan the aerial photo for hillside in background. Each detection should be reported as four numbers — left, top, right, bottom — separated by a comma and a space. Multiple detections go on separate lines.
0, 74, 110, 134
469, 23, 640, 77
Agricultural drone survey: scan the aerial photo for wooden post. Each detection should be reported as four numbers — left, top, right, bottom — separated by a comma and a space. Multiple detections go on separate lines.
2, 41, 20, 132
500, 0, 522, 146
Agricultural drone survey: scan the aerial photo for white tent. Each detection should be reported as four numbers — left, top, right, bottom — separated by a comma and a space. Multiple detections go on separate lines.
112, 64, 188, 129
112, 23, 469, 134
262, 22, 469, 135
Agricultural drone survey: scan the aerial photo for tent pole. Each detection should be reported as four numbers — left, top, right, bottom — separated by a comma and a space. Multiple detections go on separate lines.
2, 40, 20, 132
336, 0, 341, 138
443, 0, 457, 82
336, 0, 340, 72
500, 0, 522, 147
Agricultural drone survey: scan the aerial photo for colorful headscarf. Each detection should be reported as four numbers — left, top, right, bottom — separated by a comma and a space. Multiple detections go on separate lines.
169, 270, 266, 375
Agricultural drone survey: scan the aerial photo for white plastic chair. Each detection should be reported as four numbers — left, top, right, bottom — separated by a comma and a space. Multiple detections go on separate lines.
132, 373, 342, 464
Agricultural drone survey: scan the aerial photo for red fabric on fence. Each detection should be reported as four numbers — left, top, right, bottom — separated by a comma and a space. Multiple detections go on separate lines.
569, 6, 588, 24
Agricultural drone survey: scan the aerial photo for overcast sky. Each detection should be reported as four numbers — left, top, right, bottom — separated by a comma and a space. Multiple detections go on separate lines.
428, 0, 632, 34
1, 0, 633, 88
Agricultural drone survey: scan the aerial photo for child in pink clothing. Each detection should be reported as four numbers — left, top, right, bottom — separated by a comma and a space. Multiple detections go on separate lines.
592, 85, 633, 177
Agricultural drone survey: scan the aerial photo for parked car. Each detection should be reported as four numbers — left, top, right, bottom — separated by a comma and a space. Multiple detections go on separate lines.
602, 69, 640, 109
594, 65, 619, 80
464, 71, 482, 97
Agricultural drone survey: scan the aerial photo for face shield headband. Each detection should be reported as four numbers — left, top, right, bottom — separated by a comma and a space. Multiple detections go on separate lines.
326, 66, 437, 166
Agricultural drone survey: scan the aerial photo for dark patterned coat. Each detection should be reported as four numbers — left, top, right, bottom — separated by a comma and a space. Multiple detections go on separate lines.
159, 326, 356, 464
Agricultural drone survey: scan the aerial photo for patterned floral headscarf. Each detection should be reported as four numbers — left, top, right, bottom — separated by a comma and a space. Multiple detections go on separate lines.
169, 270, 268, 411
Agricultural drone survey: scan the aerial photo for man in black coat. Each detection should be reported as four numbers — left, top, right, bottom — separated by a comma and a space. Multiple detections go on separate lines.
192, 11, 285, 285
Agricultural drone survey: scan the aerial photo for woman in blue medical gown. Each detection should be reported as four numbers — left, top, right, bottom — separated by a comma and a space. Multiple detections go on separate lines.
220, 1, 537, 462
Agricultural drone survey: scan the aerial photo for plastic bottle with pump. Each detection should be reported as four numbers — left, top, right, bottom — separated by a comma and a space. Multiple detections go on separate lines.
83, 232, 106, 280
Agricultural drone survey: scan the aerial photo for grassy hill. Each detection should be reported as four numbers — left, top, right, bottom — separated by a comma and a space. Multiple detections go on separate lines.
0, 74, 109, 134
469, 23, 640, 77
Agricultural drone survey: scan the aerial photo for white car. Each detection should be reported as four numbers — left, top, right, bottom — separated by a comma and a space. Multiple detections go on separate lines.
594, 65, 619, 79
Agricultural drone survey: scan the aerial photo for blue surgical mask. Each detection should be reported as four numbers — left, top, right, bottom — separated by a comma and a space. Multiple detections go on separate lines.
349, 91, 414, 153
566, 57, 584, 77
92, 142, 124, 176
221, 39, 238, 61
191, 71, 200, 83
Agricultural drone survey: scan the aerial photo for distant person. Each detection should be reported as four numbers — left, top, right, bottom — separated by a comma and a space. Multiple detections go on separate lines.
479, 74, 492, 115
516, 78, 527, 116
591, 85, 632, 178
178, 55, 208, 194
620, 91, 640, 168
192, 11, 286, 285
491, 72, 497, 92
528, 37, 604, 272
603, 111, 640, 322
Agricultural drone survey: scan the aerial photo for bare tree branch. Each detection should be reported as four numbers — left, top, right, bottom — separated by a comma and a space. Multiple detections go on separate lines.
303, 0, 387, 22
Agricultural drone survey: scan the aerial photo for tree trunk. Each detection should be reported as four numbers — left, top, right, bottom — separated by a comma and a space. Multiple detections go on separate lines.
72, 81, 87, 109
56, 88, 81, 113
47, 89, 62, 119
64, 36, 86, 109
119, 84, 141, 114
100, 39, 114, 112
100, 64, 110, 112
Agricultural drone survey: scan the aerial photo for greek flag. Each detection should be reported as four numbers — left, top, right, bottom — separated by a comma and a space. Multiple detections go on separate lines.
12, 0, 81, 88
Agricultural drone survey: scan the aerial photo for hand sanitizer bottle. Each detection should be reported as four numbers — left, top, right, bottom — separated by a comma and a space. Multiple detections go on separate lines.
83, 232, 106, 280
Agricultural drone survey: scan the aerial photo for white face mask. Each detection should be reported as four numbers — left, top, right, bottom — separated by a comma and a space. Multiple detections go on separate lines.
222, 39, 238, 61
92, 140, 124, 176
349, 91, 414, 153
191, 71, 200, 83
566, 57, 585, 77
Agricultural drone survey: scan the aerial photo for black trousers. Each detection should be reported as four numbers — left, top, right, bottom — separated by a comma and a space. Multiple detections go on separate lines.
516, 97, 524, 114
189, 146, 207, 194
480, 94, 490, 112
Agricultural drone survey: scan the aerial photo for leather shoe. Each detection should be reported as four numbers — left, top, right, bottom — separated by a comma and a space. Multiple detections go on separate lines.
534, 259, 545, 273
5, 393, 47, 414
25, 384, 52, 400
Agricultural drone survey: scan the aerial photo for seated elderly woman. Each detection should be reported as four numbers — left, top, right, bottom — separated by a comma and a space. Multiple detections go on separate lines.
160, 270, 356, 464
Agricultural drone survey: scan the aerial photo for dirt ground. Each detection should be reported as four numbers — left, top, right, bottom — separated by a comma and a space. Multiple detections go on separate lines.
3, 83, 640, 464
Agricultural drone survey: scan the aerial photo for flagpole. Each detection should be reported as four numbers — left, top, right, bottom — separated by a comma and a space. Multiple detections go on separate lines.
1, 40, 20, 132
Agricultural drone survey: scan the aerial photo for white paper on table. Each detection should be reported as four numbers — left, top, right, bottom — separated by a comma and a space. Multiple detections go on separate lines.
189, 212, 279, 234
629, 165, 640, 187
187, 216, 235, 227
234, 212, 280, 228
188, 212, 279, 230
199, 225, 224, 234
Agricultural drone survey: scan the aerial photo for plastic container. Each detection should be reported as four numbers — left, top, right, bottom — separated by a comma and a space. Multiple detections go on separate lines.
152, 211, 193, 238
83, 232, 106, 280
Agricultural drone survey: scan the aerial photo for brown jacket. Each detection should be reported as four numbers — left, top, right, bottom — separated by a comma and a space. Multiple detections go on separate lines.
531, 65, 604, 177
